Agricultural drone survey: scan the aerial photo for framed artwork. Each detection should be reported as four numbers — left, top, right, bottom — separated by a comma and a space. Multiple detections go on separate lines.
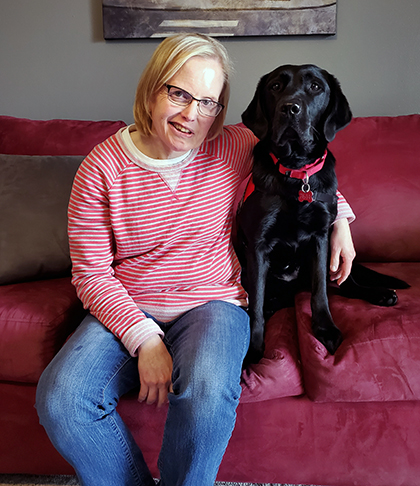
103, 0, 337, 39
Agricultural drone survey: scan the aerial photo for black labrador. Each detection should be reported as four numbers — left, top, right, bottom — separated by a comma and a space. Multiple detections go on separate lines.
236, 64, 409, 363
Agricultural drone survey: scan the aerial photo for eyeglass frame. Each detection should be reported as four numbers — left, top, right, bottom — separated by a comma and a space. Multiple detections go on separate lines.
164, 84, 224, 118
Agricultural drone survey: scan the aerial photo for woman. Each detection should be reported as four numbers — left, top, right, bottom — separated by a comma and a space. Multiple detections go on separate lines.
36, 33, 355, 486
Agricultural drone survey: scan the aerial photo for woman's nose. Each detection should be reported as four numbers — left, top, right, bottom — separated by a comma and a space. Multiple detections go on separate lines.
181, 101, 199, 120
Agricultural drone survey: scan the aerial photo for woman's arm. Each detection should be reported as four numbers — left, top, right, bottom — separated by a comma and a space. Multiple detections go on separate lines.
68, 152, 163, 357
137, 335, 173, 407
330, 192, 356, 285
329, 217, 356, 285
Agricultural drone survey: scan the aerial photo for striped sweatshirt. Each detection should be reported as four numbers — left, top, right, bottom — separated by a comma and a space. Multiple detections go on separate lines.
68, 124, 355, 356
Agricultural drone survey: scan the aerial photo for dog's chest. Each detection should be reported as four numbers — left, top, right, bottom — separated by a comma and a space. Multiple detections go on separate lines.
263, 196, 332, 246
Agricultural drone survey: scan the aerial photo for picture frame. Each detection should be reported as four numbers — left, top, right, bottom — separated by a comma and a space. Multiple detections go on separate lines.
102, 0, 337, 39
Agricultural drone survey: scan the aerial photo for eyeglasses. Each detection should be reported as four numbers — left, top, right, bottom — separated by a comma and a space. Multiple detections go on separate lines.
164, 84, 224, 118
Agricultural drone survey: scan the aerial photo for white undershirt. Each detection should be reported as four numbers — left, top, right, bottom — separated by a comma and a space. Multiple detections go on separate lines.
121, 125, 196, 191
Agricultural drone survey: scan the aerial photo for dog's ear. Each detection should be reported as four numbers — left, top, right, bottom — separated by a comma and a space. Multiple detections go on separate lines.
323, 73, 352, 142
241, 74, 270, 140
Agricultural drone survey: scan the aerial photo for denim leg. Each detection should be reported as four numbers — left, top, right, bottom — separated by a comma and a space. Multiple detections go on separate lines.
158, 301, 250, 486
36, 314, 155, 486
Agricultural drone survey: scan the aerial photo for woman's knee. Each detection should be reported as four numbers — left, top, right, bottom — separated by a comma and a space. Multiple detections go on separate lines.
36, 315, 136, 428
36, 358, 75, 429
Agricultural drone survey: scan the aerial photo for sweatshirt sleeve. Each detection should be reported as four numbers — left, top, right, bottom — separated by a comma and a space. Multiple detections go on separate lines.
68, 147, 163, 357
336, 190, 356, 223
209, 124, 257, 181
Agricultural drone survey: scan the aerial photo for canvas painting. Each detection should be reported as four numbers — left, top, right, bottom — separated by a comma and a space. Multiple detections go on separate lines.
103, 0, 337, 39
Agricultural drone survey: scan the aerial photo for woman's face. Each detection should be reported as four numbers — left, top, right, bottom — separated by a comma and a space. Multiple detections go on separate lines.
147, 56, 224, 159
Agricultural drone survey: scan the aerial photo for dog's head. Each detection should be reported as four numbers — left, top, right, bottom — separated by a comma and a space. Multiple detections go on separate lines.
242, 64, 352, 156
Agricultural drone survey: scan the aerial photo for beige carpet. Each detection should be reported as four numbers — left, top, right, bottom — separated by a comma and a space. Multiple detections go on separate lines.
0, 475, 300, 486
0, 477, 78, 486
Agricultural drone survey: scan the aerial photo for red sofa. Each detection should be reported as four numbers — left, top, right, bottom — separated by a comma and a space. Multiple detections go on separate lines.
1, 114, 420, 486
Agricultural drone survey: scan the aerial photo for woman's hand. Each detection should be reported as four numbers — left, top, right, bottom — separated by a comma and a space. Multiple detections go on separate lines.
137, 335, 173, 408
329, 218, 356, 286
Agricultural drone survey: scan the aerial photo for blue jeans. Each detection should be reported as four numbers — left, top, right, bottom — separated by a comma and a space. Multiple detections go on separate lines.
36, 301, 250, 486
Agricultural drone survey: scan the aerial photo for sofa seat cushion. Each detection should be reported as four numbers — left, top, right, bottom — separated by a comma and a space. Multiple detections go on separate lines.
0, 278, 86, 384
241, 307, 304, 402
296, 262, 420, 402
0, 115, 126, 156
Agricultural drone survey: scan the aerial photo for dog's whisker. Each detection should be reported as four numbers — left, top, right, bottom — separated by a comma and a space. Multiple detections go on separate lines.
311, 126, 321, 141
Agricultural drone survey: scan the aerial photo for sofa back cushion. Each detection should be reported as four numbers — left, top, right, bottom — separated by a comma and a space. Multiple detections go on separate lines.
0, 116, 127, 284
0, 154, 84, 284
330, 115, 420, 262
0, 115, 126, 155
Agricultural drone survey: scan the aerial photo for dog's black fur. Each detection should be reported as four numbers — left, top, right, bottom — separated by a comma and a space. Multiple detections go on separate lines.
236, 64, 409, 364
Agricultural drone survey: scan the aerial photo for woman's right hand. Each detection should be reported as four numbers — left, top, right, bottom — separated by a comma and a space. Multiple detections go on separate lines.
137, 335, 173, 407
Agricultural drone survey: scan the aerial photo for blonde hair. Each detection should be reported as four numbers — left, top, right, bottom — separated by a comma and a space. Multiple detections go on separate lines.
133, 33, 233, 141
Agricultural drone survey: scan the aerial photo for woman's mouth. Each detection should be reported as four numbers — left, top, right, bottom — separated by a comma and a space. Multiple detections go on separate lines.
171, 122, 192, 135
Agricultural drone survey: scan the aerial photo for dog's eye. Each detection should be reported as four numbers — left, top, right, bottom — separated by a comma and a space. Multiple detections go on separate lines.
271, 83, 281, 91
310, 82, 322, 92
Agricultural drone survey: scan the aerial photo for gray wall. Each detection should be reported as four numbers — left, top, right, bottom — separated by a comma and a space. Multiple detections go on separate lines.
1, 0, 419, 126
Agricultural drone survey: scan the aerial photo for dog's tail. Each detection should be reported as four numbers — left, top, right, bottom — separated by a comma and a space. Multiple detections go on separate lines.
350, 263, 410, 289
339, 263, 410, 307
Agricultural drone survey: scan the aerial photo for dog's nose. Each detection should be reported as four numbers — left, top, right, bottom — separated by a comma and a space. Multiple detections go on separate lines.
281, 102, 301, 116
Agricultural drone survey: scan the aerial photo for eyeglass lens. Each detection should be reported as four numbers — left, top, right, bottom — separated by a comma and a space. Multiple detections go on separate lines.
166, 85, 223, 117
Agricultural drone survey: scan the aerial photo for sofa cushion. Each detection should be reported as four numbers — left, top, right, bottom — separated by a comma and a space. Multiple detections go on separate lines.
241, 307, 304, 402
330, 115, 420, 262
297, 262, 420, 402
0, 278, 86, 383
0, 115, 126, 155
0, 154, 84, 284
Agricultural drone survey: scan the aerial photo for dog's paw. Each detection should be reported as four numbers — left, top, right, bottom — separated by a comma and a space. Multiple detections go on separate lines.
245, 319, 266, 365
313, 324, 343, 355
367, 288, 398, 307
244, 346, 264, 366
244, 337, 265, 366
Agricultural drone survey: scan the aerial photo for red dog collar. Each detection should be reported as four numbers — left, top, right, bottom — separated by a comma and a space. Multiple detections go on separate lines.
243, 150, 329, 204
274, 150, 328, 180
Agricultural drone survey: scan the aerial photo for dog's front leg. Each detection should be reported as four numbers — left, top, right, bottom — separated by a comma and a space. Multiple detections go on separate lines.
310, 235, 343, 354
245, 246, 270, 363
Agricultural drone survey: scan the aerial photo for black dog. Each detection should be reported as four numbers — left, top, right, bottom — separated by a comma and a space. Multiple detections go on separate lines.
236, 64, 409, 363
